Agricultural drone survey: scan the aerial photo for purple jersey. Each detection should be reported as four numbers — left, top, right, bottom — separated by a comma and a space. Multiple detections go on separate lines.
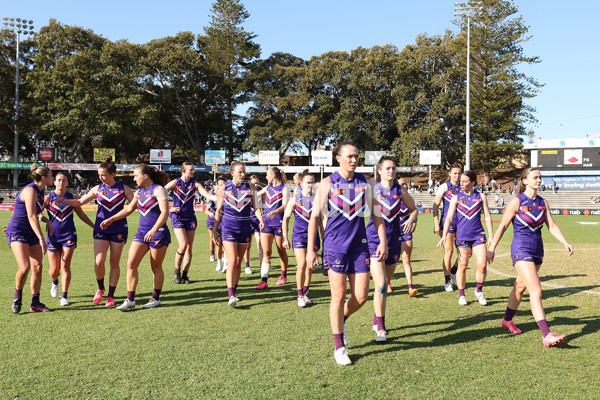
292, 191, 319, 246
398, 201, 413, 242
264, 183, 285, 227
441, 180, 461, 227
455, 190, 486, 241
96, 182, 128, 234
511, 193, 546, 258
366, 182, 403, 250
206, 191, 217, 227
170, 177, 197, 220
221, 181, 252, 233
47, 191, 76, 239
323, 172, 369, 254
136, 184, 167, 233
5, 182, 44, 236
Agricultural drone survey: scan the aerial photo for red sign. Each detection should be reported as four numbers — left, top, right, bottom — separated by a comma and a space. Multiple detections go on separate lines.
39, 147, 55, 162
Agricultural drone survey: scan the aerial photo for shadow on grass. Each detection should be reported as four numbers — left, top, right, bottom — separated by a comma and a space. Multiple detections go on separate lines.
349, 305, 583, 363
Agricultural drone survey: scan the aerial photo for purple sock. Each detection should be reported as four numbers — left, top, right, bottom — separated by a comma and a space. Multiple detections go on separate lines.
97, 279, 105, 291
303, 286, 309, 296
537, 319, 551, 337
445, 274, 451, 284
108, 286, 116, 298
333, 333, 345, 350
408, 284, 413, 289
297, 289, 303, 296
62, 292, 68, 299
504, 307, 517, 321
281, 270, 287, 278
127, 291, 135, 301
382, 316, 386, 331
343, 315, 349, 323
458, 289, 465, 297
152, 289, 161, 301
373, 313, 377, 326
174, 268, 180, 274
52, 279, 59, 285
211, 250, 214, 255
31, 293, 40, 305
245, 261, 250, 268
14, 289, 23, 299
228, 287, 234, 297
450, 265, 458, 275
375, 316, 384, 331
476, 282, 484, 292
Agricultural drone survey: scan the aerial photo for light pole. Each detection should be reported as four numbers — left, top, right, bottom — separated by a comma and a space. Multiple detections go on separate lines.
2, 17, 35, 189
454, 1, 482, 171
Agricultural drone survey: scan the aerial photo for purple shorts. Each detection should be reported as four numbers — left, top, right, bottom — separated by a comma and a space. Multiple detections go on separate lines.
171, 216, 197, 231
400, 232, 413, 242
369, 244, 401, 265
133, 227, 171, 249
512, 254, 543, 266
440, 221, 457, 235
250, 218, 260, 233
262, 225, 282, 237
47, 233, 77, 252
455, 236, 487, 249
323, 249, 370, 275
293, 240, 320, 252
6, 231, 39, 247
93, 229, 128, 243
221, 228, 251, 244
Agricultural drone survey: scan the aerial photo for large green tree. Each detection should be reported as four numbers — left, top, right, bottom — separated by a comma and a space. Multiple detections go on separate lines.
456, 0, 540, 179
201, 0, 260, 161
391, 32, 465, 167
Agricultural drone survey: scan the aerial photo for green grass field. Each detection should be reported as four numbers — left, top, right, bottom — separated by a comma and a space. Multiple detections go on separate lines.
1, 211, 599, 399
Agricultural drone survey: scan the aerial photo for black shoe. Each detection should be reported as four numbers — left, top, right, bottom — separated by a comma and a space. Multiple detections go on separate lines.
181, 274, 191, 284
11, 298, 22, 314
30, 302, 51, 312
174, 271, 182, 284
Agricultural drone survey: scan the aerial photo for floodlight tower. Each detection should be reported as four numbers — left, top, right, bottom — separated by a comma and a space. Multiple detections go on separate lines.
2, 17, 36, 188
454, 1, 483, 171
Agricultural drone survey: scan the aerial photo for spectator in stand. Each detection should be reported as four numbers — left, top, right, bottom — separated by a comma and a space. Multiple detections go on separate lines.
499, 196, 505, 208
552, 179, 557, 193
494, 193, 500, 206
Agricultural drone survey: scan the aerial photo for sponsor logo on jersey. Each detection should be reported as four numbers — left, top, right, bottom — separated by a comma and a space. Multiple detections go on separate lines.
520, 206, 533, 212
354, 186, 366, 192
333, 188, 345, 195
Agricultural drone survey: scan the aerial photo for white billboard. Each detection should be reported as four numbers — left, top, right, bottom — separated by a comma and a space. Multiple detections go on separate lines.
150, 149, 172, 164
365, 151, 386, 165
419, 150, 441, 165
312, 150, 332, 166
258, 150, 280, 165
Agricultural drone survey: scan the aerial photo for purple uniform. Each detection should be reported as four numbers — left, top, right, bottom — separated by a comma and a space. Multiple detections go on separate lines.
170, 177, 197, 231
323, 172, 369, 274
46, 191, 78, 252
366, 182, 403, 265
263, 183, 284, 236
292, 191, 320, 251
206, 191, 217, 230
440, 181, 460, 234
94, 182, 128, 243
398, 201, 413, 242
511, 193, 546, 265
133, 184, 171, 249
454, 190, 487, 249
5, 183, 44, 246
221, 181, 252, 244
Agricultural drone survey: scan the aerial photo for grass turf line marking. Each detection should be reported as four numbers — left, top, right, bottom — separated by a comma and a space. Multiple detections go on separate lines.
489, 248, 600, 296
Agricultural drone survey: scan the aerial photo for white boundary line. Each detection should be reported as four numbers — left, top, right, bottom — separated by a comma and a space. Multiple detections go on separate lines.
489, 248, 600, 296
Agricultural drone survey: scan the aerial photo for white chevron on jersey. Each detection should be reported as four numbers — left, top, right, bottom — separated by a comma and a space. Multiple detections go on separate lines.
98, 193, 125, 212
173, 188, 195, 204
224, 193, 251, 212
329, 192, 366, 221
48, 207, 74, 223
515, 211, 545, 233
457, 202, 482, 220
294, 204, 312, 223
137, 198, 159, 217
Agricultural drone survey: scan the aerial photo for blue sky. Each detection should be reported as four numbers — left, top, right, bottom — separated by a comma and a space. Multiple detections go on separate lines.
4, 0, 599, 142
